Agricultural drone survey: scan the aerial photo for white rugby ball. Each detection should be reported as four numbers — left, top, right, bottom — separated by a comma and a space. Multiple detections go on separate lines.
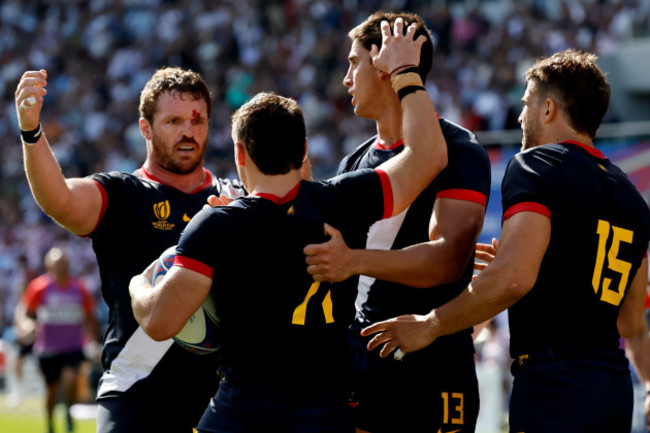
152, 246, 221, 355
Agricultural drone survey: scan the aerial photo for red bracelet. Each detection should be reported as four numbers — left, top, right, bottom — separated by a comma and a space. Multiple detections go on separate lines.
389, 64, 418, 77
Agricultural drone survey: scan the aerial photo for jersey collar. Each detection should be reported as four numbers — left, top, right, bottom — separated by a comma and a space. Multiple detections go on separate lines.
250, 181, 302, 204
373, 138, 404, 151
137, 166, 214, 194
561, 140, 605, 159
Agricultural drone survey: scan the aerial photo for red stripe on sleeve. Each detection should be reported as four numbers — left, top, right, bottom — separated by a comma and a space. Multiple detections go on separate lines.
81, 180, 108, 238
644, 293, 650, 310
436, 189, 487, 207
375, 169, 393, 219
173, 256, 214, 279
503, 202, 551, 221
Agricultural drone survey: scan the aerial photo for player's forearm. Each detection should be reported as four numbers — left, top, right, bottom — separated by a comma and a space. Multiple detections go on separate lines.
130, 276, 175, 341
430, 253, 531, 338
356, 241, 467, 288
390, 90, 447, 215
23, 135, 77, 222
626, 322, 650, 389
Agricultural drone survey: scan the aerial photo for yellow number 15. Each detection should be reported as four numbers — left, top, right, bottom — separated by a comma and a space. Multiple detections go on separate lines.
592, 219, 634, 306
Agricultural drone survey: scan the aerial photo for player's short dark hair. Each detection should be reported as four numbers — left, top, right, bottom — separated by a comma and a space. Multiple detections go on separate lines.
139, 67, 212, 124
348, 11, 434, 81
231, 92, 306, 175
525, 49, 610, 138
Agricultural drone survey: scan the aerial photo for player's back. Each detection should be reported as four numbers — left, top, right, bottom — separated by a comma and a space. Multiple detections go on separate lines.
180, 173, 385, 406
505, 141, 650, 373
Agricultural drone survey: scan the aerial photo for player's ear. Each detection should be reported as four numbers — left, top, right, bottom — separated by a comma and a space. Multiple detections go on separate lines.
235, 142, 246, 167
543, 99, 557, 123
139, 118, 152, 140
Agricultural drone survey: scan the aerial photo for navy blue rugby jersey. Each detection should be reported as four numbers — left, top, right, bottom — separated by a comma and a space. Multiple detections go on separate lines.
88, 167, 244, 400
339, 118, 491, 351
502, 141, 650, 375
174, 169, 390, 401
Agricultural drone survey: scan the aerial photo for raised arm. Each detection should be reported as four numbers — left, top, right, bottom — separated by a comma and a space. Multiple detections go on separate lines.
15, 70, 103, 236
372, 19, 447, 216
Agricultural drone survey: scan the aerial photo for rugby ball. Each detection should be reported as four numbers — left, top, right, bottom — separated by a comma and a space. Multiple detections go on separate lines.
153, 246, 221, 355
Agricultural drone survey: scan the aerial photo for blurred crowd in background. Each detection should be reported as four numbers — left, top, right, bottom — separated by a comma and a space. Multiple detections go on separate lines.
1, 1, 650, 418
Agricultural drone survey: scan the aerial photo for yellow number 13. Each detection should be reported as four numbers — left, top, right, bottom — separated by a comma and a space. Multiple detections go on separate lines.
592, 219, 634, 306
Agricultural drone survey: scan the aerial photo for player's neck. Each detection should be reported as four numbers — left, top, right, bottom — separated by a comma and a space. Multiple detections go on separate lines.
142, 163, 207, 194
543, 118, 593, 148
249, 170, 302, 198
375, 105, 403, 146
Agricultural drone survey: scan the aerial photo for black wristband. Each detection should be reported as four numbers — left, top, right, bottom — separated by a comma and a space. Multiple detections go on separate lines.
397, 85, 425, 101
20, 123, 42, 145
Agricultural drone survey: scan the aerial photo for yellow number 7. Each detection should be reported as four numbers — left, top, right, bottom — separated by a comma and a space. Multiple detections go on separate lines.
592, 219, 634, 306
292, 281, 334, 325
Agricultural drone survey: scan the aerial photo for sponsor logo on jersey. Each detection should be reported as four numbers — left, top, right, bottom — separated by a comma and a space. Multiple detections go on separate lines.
152, 200, 176, 231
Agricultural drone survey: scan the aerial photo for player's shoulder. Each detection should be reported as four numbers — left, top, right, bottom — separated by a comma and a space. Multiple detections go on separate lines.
90, 170, 140, 185
440, 118, 487, 156
439, 117, 479, 146
28, 274, 52, 291
337, 135, 377, 174
510, 143, 566, 169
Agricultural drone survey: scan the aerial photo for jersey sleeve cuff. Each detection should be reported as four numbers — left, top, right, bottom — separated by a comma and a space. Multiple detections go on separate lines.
503, 201, 551, 221
173, 256, 214, 279
436, 189, 487, 207
374, 168, 394, 219
79, 180, 108, 238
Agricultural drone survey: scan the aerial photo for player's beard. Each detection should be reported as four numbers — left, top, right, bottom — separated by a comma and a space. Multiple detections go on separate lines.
521, 116, 543, 151
151, 133, 205, 175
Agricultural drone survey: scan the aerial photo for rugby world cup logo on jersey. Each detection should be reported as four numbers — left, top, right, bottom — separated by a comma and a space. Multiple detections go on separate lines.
152, 200, 176, 231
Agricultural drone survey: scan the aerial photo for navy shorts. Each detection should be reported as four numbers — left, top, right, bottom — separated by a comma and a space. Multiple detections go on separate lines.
196, 376, 354, 433
348, 343, 479, 433
37, 350, 84, 385
509, 367, 633, 433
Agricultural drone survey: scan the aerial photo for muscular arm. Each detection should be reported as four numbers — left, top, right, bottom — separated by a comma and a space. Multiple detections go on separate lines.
626, 313, 650, 389
618, 256, 648, 338
130, 265, 211, 341
306, 199, 484, 287
625, 306, 650, 429
370, 19, 447, 217
362, 211, 550, 357
16, 70, 103, 236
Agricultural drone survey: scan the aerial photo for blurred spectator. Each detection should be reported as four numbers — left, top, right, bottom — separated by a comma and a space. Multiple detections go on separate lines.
474, 317, 511, 433
14, 246, 99, 433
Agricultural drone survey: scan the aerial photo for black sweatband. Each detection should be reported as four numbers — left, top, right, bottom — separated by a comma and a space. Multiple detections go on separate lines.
20, 123, 42, 145
397, 85, 425, 101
